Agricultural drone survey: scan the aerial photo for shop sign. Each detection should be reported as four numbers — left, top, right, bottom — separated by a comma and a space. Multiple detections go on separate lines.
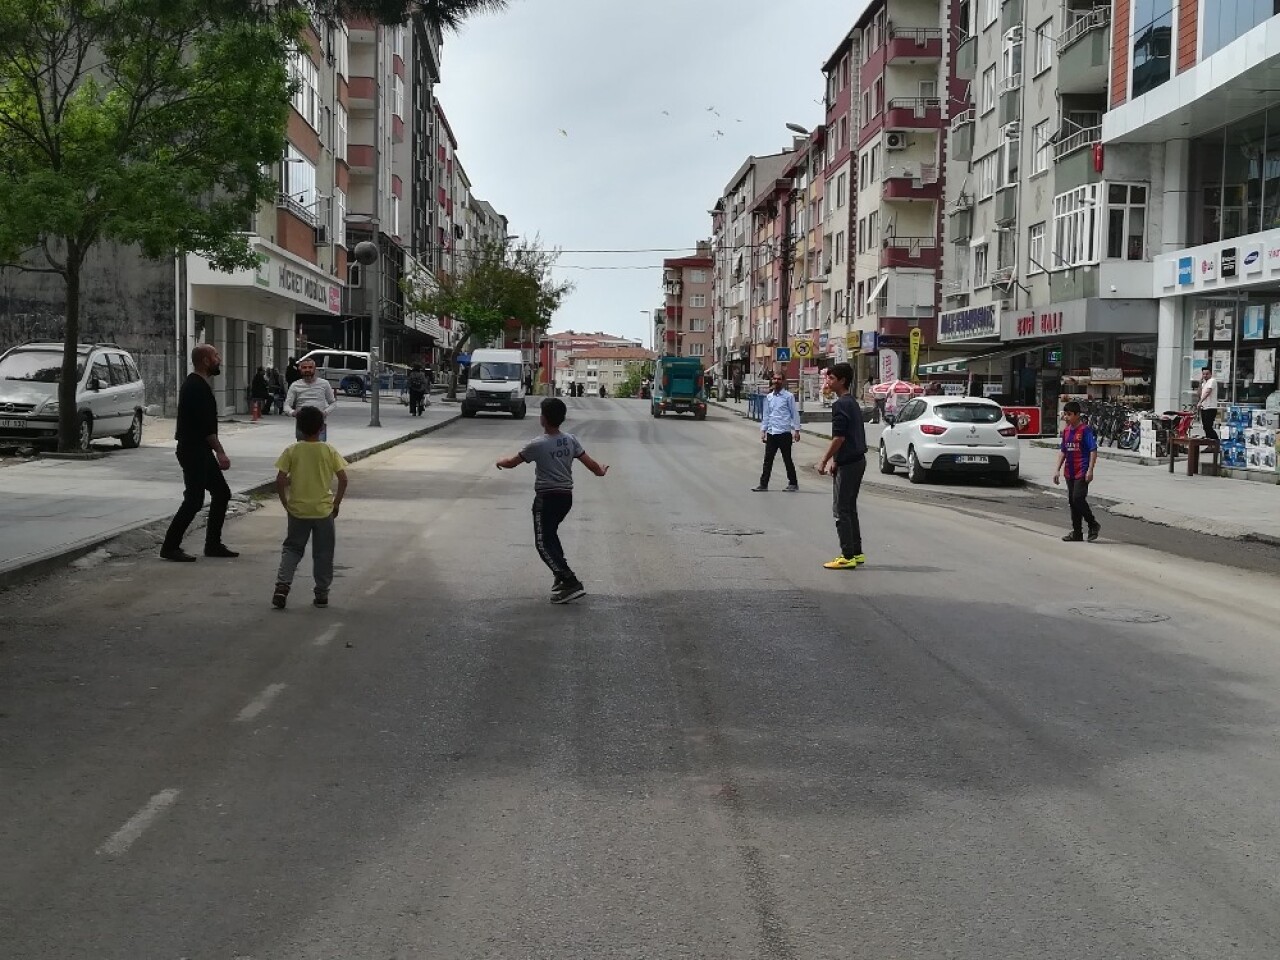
1090, 367, 1124, 384
859, 331, 878, 354
845, 332, 860, 349
1244, 244, 1263, 275
1012, 310, 1064, 338
1001, 406, 1042, 437
1221, 247, 1238, 279
1177, 257, 1194, 286
878, 348, 900, 382
253, 253, 343, 314
938, 304, 998, 343
1269, 241, 1280, 271
1200, 252, 1218, 280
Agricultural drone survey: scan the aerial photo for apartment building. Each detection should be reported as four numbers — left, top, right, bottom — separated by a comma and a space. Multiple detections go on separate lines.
662, 243, 715, 364
1107, 3, 1280, 421
558, 347, 657, 396
935, 0, 1165, 428
789, 130, 828, 362
820, 35, 855, 370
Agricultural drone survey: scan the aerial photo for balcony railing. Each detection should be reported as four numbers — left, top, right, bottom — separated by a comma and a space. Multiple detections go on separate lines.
949, 108, 974, 132
1053, 124, 1101, 160
888, 97, 943, 116
881, 235, 940, 268
1059, 6, 1110, 52
998, 72, 1022, 95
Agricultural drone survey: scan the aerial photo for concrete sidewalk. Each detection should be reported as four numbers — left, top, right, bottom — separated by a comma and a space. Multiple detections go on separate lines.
711, 397, 1280, 544
0, 398, 460, 583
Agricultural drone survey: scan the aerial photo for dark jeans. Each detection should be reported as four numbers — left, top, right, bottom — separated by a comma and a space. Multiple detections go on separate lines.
533, 492, 576, 583
1201, 408, 1218, 441
760, 432, 798, 487
1065, 476, 1098, 534
832, 457, 866, 558
163, 447, 231, 550
873, 399, 886, 423
408, 389, 426, 415
277, 514, 336, 592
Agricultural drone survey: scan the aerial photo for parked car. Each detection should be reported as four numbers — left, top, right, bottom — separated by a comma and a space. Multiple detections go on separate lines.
297, 348, 372, 397
877, 395, 1020, 484
0, 341, 146, 451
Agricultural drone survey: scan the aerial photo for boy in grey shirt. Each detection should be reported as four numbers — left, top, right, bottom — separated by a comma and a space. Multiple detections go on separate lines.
496, 397, 609, 604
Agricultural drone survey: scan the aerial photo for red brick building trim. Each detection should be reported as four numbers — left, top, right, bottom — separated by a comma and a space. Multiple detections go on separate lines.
1111, 0, 1130, 106
1177, 0, 1198, 72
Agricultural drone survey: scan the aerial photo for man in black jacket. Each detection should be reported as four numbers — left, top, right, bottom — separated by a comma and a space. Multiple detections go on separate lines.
818, 362, 868, 570
160, 344, 237, 562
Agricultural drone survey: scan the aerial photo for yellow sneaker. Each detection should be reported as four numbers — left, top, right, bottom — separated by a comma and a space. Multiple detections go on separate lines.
823, 555, 861, 570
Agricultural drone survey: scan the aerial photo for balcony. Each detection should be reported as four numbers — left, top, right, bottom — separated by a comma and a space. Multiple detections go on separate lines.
886, 27, 943, 64
1001, 0, 1022, 32
347, 143, 375, 173
950, 108, 974, 161
880, 236, 940, 269
885, 98, 943, 130
347, 75, 376, 109
1053, 124, 1101, 161
1058, 8, 1111, 95
882, 163, 941, 201
955, 30, 976, 80
998, 80, 1021, 126
1053, 126, 1104, 190
995, 184, 1018, 225
949, 205, 972, 244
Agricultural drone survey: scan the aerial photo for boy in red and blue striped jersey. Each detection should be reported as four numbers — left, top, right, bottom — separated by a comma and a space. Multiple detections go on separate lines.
1053, 400, 1101, 542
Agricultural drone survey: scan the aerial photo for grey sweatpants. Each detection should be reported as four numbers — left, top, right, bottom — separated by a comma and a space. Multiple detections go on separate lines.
277, 514, 336, 592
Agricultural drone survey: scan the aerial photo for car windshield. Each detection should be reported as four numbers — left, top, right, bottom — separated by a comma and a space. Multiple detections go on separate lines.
473, 362, 521, 382
0, 350, 84, 383
934, 403, 1003, 423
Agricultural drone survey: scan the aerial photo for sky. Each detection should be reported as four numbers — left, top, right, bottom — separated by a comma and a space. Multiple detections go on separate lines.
436, 0, 860, 346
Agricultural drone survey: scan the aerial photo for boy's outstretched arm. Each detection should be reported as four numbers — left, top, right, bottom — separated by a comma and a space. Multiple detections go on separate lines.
495, 453, 525, 470
577, 452, 610, 477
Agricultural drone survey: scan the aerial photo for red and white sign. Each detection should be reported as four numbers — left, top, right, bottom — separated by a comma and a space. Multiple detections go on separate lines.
878, 348, 900, 383
1001, 405, 1042, 436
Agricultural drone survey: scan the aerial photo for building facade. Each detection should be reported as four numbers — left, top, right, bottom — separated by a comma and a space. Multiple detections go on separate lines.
662, 244, 715, 364
558, 347, 656, 396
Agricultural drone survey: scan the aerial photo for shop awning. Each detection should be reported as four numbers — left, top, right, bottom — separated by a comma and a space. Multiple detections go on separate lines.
917, 345, 1030, 376
917, 356, 971, 375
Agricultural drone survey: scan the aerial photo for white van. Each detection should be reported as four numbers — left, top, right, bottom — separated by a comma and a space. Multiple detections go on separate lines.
461, 348, 527, 419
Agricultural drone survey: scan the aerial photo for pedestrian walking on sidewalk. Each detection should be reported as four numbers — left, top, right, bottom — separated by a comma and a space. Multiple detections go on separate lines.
267, 367, 285, 414
753, 375, 801, 492
732, 372, 743, 404
250, 367, 270, 421
1196, 367, 1220, 441
285, 357, 338, 440
1054, 400, 1101, 542
818, 362, 868, 570
160, 344, 238, 562
271, 406, 348, 609
406, 364, 430, 416
285, 357, 301, 386
495, 397, 609, 605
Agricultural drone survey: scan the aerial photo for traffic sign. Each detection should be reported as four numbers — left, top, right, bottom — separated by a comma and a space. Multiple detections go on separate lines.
775, 347, 792, 363
792, 339, 813, 359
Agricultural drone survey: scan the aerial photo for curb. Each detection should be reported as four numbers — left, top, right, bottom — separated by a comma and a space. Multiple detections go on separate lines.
0, 413, 461, 591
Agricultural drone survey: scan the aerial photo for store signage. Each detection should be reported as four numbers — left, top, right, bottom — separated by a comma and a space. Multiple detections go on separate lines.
1090, 367, 1124, 384
1177, 257, 1194, 286
878, 348, 900, 382
1200, 252, 1218, 280
845, 332, 860, 349
1000, 406, 1042, 437
938, 304, 998, 343
859, 331, 878, 353
194, 246, 343, 315
1244, 244, 1263, 275
1012, 310, 1064, 338
818, 332, 829, 349
1221, 247, 1238, 279
1001, 298, 1106, 341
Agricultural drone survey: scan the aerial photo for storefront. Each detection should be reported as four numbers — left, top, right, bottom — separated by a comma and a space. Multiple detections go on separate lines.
917, 304, 1003, 391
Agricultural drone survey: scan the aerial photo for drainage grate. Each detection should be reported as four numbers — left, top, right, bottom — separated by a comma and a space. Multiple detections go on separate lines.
1068, 604, 1170, 624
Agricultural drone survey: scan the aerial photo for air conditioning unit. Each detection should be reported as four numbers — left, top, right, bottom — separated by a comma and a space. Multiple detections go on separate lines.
997, 298, 1013, 310
1002, 121, 1021, 140
886, 131, 908, 151
314, 224, 331, 247
1004, 25, 1023, 43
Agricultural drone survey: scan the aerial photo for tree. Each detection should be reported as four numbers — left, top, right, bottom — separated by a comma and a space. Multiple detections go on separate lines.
615, 362, 651, 399
233, 0, 512, 29
0, 0, 303, 451
404, 238, 572, 400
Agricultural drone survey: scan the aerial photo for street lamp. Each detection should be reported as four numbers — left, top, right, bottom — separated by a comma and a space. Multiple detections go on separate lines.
785, 122, 810, 136
353, 240, 382, 427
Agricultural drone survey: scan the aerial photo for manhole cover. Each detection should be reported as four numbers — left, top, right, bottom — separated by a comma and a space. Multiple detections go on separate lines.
1068, 604, 1170, 624
698, 524, 766, 536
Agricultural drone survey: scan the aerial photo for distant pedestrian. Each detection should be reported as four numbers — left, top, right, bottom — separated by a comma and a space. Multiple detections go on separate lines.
732, 372, 743, 404
272, 406, 349, 610
285, 357, 338, 440
267, 367, 286, 414
1196, 367, 1219, 441
753, 374, 801, 492
495, 397, 609, 605
250, 366, 270, 421
160, 344, 237, 562
866, 380, 886, 423
285, 356, 301, 386
818, 362, 867, 570
1054, 400, 1101, 542
704, 371, 715, 396
406, 364, 430, 416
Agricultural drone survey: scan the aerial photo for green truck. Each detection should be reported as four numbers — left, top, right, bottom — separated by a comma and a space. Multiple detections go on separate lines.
650, 355, 707, 420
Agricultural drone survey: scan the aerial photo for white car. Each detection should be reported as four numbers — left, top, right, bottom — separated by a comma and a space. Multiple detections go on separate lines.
878, 396, 1021, 484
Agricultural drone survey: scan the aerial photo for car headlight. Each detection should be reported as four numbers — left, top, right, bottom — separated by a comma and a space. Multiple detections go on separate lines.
42, 401, 59, 414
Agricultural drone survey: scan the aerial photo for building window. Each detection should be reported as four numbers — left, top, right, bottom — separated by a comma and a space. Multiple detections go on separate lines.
1204, 2, 1278, 58
334, 187, 347, 248
980, 66, 996, 115
280, 143, 318, 223
1032, 120, 1051, 174
689, 294, 707, 308
335, 104, 348, 161
834, 289, 844, 320
393, 75, 405, 118
867, 211, 878, 248
873, 77, 883, 113
393, 24, 405, 58
1001, 37, 1022, 85
391, 195, 400, 238
977, 149, 999, 199
973, 243, 988, 286
290, 51, 319, 130
836, 173, 847, 207
835, 231, 845, 265
690, 343, 705, 357
862, 91, 872, 126
335, 27, 349, 79
1033, 19, 1054, 75
1105, 183, 1147, 260
1001, 137, 1020, 188
1027, 222, 1045, 273
1131, 0, 1173, 98
1051, 183, 1101, 267
855, 281, 865, 317
691, 318, 707, 332
980, 0, 998, 29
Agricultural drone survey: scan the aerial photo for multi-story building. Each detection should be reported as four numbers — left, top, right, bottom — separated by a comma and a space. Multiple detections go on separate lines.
662, 243, 715, 364
539, 330, 642, 392
748, 154, 801, 378
559, 347, 657, 396
821, 34, 856, 371
782, 128, 829, 377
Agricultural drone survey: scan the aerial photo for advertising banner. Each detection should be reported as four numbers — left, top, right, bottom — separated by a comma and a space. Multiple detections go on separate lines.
1001, 405, 1042, 436
878, 349, 900, 383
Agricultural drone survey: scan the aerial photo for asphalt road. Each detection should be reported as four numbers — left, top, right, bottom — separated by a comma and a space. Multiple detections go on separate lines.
2, 398, 1279, 959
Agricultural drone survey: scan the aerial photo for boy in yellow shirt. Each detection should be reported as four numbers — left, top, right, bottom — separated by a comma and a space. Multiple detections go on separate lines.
272, 406, 348, 609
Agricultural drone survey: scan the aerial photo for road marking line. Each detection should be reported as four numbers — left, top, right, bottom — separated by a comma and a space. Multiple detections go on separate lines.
96, 789, 180, 857
235, 683, 287, 722
313, 623, 344, 647
365, 580, 386, 596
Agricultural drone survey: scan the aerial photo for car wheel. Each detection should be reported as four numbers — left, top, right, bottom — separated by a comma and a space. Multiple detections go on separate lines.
878, 443, 896, 475
461, 407, 476, 418
1001, 465, 1021, 486
907, 448, 930, 485
119, 411, 143, 449
512, 403, 527, 420
77, 414, 93, 453
341, 378, 364, 398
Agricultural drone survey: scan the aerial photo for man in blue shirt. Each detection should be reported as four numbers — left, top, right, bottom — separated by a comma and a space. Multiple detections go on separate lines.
753, 374, 801, 491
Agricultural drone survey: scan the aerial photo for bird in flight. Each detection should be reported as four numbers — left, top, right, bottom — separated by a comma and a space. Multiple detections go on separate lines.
661, 110, 670, 116
558, 128, 569, 137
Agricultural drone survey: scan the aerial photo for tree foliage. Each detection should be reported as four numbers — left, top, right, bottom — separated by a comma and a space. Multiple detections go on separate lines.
231, 0, 512, 28
0, 0, 303, 450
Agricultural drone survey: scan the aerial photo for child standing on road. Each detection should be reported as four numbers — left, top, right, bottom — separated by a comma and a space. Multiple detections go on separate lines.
273, 406, 349, 609
1054, 400, 1101, 542
496, 397, 609, 604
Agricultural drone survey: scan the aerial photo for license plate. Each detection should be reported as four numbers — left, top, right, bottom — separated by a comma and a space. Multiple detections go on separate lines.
957, 455, 989, 464
0, 418, 28, 429
484, 402, 502, 408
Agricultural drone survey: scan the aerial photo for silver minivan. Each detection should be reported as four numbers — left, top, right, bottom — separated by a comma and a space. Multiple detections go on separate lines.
297, 349, 371, 397
0, 341, 146, 451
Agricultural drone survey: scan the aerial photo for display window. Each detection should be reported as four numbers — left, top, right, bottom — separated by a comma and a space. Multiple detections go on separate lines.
1186, 293, 1280, 409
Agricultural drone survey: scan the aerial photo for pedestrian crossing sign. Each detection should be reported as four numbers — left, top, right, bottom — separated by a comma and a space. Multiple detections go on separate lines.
793, 339, 814, 359
775, 347, 792, 363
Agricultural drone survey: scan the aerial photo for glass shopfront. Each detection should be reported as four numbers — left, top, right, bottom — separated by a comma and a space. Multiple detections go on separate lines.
1183, 291, 1280, 408
1193, 105, 1280, 246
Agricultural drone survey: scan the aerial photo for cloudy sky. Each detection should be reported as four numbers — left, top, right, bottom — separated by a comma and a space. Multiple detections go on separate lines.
436, 0, 860, 346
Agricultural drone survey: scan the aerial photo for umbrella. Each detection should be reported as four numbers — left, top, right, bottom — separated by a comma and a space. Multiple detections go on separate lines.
869, 379, 923, 398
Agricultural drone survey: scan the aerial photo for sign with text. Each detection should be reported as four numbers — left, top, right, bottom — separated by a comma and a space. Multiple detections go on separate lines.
1221, 247, 1238, 279
878, 348, 900, 383
938, 304, 998, 343
1002, 299, 1089, 341
1000, 405, 1042, 436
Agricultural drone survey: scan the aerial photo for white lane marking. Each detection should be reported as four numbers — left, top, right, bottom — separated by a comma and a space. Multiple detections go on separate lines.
313, 623, 344, 648
96, 789, 180, 857
235, 683, 287, 722
365, 580, 386, 596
